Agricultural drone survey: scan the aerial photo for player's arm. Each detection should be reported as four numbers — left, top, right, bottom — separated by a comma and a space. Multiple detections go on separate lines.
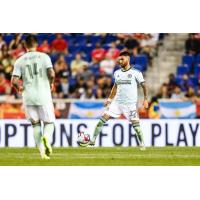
141, 82, 149, 109
104, 83, 117, 107
47, 68, 55, 92
11, 59, 23, 93
11, 75, 23, 93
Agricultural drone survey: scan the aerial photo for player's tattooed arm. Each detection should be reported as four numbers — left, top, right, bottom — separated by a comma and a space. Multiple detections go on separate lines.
47, 68, 55, 84
11, 75, 23, 93
141, 82, 149, 109
105, 83, 117, 107
47, 68, 55, 92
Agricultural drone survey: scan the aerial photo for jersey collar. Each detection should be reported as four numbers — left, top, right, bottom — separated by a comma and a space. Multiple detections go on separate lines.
121, 66, 132, 72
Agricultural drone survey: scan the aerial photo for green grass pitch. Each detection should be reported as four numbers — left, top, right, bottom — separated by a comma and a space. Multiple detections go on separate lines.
0, 147, 200, 166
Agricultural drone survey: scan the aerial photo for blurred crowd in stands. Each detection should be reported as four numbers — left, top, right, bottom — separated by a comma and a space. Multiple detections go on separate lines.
0, 33, 164, 119
0, 33, 163, 100
149, 33, 200, 118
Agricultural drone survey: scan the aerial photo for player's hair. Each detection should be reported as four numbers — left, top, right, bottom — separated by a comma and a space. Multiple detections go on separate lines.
25, 34, 38, 48
119, 51, 130, 57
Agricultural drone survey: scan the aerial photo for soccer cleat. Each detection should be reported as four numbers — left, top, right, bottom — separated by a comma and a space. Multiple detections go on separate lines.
139, 143, 146, 151
88, 141, 95, 146
41, 136, 52, 156
41, 153, 50, 160
79, 140, 96, 147
86, 140, 96, 147
78, 141, 90, 147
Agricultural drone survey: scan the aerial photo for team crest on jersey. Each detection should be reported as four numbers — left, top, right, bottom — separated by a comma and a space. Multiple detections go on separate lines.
128, 74, 132, 78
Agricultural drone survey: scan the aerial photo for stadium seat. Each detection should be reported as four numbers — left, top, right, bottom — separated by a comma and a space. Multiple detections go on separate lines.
134, 64, 145, 72
116, 44, 124, 50
175, 76, 182, 85
182, 55, 194, 66
80, 45, 94, 54
135, 55, 148, 70
195, 54, 200, 64
90, 35, 102, 45
189, 76, 198, 86
75, 35, 86, 45
105, 34, 117, 43
64, 55, 74, 64
130, 56, 135, 65
50, 54, 59, 64
194, 66, 200, 77
68, 45, 82, 54
82, 54, 91, 62
113, 65, 120, 72
89, 63, 100, 75
176, 65, 190, 75
4, 34, 14, 44
102, 44, 110, 50
69, 77, 77, 87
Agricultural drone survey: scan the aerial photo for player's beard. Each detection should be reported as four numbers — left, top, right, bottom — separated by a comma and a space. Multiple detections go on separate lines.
120, 60, 128, 69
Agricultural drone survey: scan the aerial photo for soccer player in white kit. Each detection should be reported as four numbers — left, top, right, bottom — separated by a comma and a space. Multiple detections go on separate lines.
11, 34, 55, 159
86, 51, 148, 149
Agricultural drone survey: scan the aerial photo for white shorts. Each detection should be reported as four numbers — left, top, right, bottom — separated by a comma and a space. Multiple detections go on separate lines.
104, 101, 139, 121
24, 103, 55, 123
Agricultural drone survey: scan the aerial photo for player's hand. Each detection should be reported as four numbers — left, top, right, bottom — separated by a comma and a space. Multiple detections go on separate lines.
143, 99, 149, 109
18, 86, 24, 94
104, 99, 112, 107
50, 83, 55, 92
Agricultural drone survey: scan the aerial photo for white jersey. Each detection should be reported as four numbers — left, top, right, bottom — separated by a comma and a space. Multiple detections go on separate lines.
12, 51, 53, 106
113, 67, 145, 104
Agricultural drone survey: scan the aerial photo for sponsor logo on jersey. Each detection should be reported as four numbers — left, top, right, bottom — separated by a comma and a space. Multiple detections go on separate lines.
116, 80, 131, 85
128, 74, 132, 78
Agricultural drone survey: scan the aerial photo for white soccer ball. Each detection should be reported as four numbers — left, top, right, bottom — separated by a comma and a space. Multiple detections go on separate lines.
77, 132, 90, 146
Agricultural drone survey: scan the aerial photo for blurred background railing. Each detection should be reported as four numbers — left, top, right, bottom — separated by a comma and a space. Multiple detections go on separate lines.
1, 97, 200, 119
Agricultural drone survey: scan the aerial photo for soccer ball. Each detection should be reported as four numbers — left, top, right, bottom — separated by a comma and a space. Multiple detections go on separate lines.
77, 132, 90, 147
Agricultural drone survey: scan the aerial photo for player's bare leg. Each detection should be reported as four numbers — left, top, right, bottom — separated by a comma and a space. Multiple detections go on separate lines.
42, 122, 54, 156
131, 120, 146, 150
87, 114, 111, 147
32, 120, 50, 159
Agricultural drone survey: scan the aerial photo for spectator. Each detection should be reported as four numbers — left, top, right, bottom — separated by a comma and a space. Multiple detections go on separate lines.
96, 74, 105, 89
80, 63, 93, 81
167, 73, 177, 94
0, 34, 5, 50
70, 76, 85, 98
104, 75, 113, 88
91, 43, 106, 63
51, 34, 68, 54
85, 77, 95, 90
11, 43, 25, 59
80, 88, 96, 100
56, 72, 69, 98
195, 87, 200, 99
156, 83, 171, 98
171, 85, 184, 99
133, 33, 145, 40
184, 86, 196, 102
9, 34, 22, 50
148, 96, 160, 119
0, 72, 11, 95
179, 74, 193, 92
105, 42, 120, 60
99, 54, 115, 75
124, 35, 139, 56
54, 54, 69, 77
0, 44, 15, 79
95, 87, 105, 99
37, 39, 50, 54
71, 53, 86, 77
185, 33, 199, 55
0, 43, 9, 60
